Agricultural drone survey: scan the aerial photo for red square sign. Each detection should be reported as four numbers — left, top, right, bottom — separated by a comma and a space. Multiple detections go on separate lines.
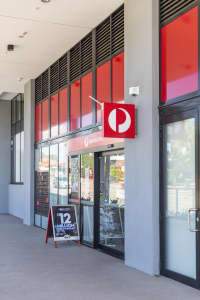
103, 103, 136, 138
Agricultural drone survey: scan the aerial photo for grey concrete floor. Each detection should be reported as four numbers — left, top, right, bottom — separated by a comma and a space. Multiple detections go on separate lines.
0, 215, 200, 300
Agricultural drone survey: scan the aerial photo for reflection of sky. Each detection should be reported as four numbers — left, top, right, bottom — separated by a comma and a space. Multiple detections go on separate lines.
166, 73, 198, 100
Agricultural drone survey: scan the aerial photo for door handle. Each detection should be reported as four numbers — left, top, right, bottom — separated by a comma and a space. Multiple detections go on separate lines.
188, 208, 200, 232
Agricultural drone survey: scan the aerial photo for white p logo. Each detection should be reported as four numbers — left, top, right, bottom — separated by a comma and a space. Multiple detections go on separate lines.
108, 108, 131, 133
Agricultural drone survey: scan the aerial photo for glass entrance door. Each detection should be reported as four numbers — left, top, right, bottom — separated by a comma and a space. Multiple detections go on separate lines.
161, 111, 199, 287
98, 151, 125, 258
81, 153, 94, 246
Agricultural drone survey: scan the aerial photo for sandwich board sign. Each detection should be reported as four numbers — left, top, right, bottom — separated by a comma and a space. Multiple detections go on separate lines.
45, 205, 80, 248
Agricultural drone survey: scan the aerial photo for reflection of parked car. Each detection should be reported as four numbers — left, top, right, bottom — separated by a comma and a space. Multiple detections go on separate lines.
53, 177, 68, 189
59, 177, 68, 189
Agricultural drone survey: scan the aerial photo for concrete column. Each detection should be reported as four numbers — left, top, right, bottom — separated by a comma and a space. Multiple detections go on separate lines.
0, 101, 10, 214
23, 80, 35, 226
124, 0, 160, 275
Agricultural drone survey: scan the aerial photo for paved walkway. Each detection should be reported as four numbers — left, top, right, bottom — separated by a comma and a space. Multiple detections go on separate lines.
0, 215, 200, 300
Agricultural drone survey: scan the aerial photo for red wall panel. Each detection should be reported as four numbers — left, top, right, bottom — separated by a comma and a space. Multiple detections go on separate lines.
112, 52, 124, 103
59, 87, 68, 135
81, 72, 93, 127
42, 99, 49, 140
50, 93, 58, 138
161, 7, 198, 102
96, 61, 111, 122
70, 80, 80, 131
35, 103, 41, 142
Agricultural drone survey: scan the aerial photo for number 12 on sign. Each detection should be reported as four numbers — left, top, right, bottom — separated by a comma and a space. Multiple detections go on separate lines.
45, 205, 80, 248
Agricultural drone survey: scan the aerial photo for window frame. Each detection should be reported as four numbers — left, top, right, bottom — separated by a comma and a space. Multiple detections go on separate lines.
11, 94, 24, 184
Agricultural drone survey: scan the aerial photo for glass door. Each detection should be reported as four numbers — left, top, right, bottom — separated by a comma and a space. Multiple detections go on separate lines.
80, 153, 94, 246
98, 151, 125, 258
161, 110, 199, 287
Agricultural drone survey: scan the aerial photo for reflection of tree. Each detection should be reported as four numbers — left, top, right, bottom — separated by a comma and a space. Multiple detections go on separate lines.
167, 119, 195, 186
81, 153, 93, 177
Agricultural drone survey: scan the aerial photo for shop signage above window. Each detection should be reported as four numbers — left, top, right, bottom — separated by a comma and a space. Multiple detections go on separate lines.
103, 103, 136, 139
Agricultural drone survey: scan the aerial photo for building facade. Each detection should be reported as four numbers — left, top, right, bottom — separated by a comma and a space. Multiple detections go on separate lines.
2, 0, 200, 289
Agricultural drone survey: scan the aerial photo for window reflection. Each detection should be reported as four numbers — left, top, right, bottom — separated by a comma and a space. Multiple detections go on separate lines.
50, 144, 58, 206
58, 142, 68, 205
81, 153, 94, 244
99, 152, 125, 253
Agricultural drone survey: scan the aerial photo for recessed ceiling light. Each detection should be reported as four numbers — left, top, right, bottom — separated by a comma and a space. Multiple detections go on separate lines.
19, 32, 28, 38
41, 0, 51, 3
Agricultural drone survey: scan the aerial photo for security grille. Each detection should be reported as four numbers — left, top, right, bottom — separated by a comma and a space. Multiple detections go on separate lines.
160, 0, 197, 25
50, 61, 59, 94
112, 5, 124, 55
42, 70, 49, 100
70, 43, 81, 81
81, 33, 92, 74
96, 17, 111, 65
35, 75, 42, 103
59, 53, 68, 88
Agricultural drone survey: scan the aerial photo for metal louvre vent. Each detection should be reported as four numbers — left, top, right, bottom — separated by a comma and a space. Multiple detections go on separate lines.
50, 61, 59, 94
96, 17, 111, 64
59, 53, 68, 88
81, 33, 92, 74
42, 70, 49, 100
112, 5, 124, 55
160, 0, 197, 24
35, 76, 42, 103
70, 43, 81, 81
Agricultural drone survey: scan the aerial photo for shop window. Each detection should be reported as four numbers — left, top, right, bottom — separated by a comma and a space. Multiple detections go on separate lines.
59, 87, 68, 135
69, 156, 80, 205
81, 153, 94, 244
35, 103, 41, 142
11, 94, 24, 184
50, 144, 58, 206
81, 72, 93, 127
112, 52, 124, 103
69, 155, 80, 229
58, 142, 68, 205
50, 93, 58, 138
35, 147, 49, 219
161, 7, 198, 102
70, 80, 81, 131
96, 61, 111, 122
42, 99, 49, 140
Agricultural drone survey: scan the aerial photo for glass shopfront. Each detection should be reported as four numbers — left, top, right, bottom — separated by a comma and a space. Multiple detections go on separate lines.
34, 141, 125, 258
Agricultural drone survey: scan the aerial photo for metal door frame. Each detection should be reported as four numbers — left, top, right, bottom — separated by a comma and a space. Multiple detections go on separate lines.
160, 106, 200, 288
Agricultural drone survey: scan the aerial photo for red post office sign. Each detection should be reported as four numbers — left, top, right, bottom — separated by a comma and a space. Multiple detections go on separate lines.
103, 103, 136, 139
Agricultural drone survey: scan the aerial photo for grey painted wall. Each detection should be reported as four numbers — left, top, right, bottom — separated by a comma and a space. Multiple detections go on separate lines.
8, 184, 25, 219
0, 101, 11, 213
124, 0, 160, 275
